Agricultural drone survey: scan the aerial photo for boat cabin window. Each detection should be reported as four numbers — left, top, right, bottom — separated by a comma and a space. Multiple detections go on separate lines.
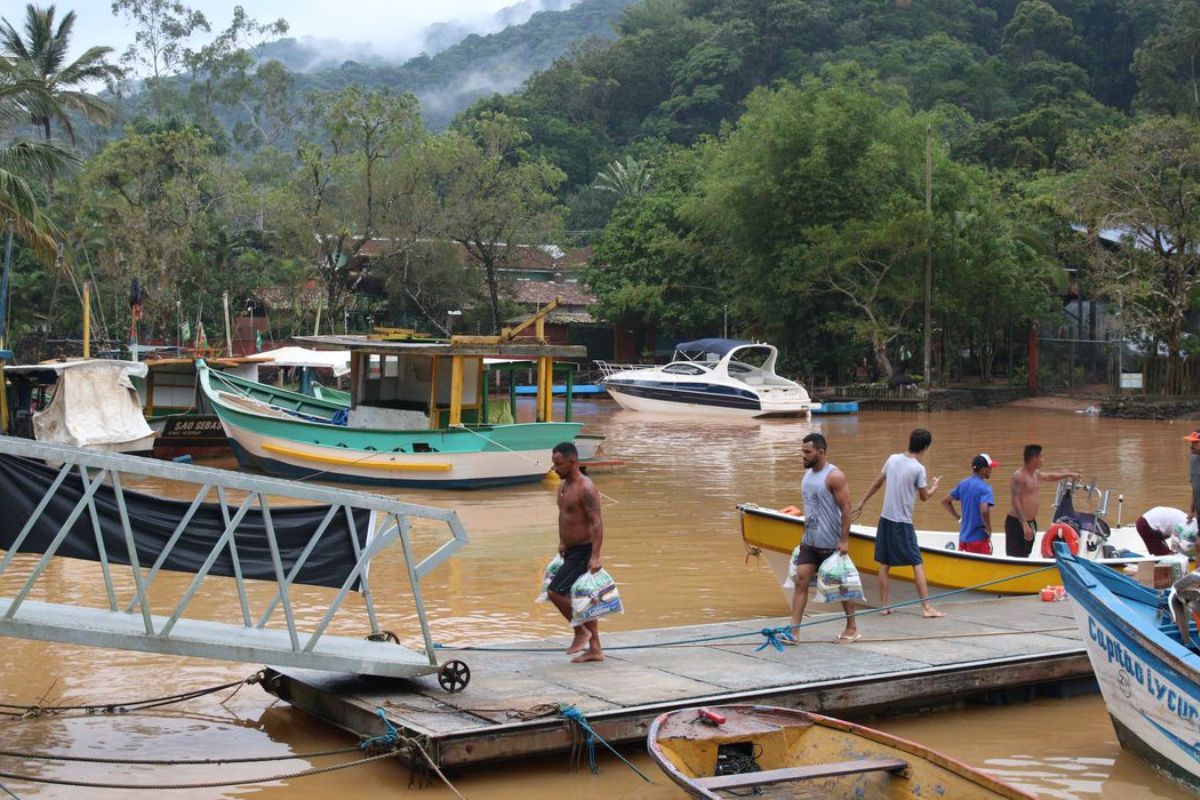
662, 362, 710, 375
358, 352, 483, 425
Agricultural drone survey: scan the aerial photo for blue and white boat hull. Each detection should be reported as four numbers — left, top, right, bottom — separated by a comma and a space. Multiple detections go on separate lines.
1056, 547, 1200, 790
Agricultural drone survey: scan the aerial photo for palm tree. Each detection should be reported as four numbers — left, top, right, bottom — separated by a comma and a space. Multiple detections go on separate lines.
0, 59, 75, 257
594, 156, 653, 200
1, 3, 122, 144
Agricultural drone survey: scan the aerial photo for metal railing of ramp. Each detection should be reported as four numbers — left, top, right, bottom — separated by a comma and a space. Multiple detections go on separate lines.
0, 437, 469, 682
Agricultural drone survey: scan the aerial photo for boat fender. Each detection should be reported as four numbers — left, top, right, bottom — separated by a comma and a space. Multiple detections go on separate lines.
1041, 522, 1080, 558
696, 708, 726, 726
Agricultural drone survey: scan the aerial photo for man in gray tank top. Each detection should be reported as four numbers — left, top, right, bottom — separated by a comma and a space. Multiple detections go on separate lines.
786, 433, 860, 644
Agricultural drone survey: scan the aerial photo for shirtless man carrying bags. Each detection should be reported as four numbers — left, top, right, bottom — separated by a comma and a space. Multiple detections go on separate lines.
546, 442, 606, 663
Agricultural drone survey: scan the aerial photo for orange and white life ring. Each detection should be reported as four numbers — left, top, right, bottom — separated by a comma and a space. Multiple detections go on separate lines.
1041, 522, 1080, 558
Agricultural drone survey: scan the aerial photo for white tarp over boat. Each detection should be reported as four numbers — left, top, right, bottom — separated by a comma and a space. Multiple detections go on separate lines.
30, 360, 156, 452
257, 346, 351, 377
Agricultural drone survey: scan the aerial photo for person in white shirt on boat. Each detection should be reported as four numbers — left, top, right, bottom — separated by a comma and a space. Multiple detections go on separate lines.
1135, 506, 1189, 557
785, 433, 859, 644
851, 428, 944, 618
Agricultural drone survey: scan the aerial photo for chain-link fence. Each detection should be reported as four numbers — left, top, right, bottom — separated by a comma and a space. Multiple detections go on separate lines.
1036, 336, 1122, 394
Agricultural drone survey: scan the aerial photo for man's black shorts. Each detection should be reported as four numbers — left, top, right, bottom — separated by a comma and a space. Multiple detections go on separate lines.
548, 544, 592, 595
1005, 515, 1036, 558
794, 542, 835, 567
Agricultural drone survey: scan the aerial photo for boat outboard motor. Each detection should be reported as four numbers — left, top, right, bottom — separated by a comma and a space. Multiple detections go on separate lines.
1053, 487, 1112, 554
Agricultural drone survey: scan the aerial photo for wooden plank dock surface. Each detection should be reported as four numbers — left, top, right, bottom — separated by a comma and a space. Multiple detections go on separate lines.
264, 595, 1092, 767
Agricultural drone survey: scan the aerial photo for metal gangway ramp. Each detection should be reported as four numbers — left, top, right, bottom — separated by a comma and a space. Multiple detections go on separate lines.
0, 437, 468, 684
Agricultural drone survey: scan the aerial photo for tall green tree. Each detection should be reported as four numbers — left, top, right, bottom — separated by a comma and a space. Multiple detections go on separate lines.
438, 112, 566, 332
1, 3, 122, 143
1060, 115, 1200, 393
683, 65, 1043, 379
588, 144, 729, 334
288, 86, 429, 320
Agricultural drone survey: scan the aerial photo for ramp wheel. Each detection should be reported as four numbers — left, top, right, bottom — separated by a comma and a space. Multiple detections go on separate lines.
438, 660, 470, 693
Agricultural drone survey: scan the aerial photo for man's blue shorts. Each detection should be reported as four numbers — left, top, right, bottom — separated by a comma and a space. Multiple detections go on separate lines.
874, 517, 923, 566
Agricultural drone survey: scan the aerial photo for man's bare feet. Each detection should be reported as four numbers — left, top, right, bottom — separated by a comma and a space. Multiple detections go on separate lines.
566, 628, 591, 654
922, 606, 946, 618
571, 650, 604, 663
879, 609, 893, 616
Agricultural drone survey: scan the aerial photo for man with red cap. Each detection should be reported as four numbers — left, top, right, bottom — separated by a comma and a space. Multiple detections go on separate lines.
1185, 430, 1200, 524
942, 454, 998, 554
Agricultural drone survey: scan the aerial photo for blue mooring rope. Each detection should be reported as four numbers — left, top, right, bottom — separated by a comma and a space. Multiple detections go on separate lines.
558, 704, 652, 782
359, 708, 400, 751
432, 564, 1060, 654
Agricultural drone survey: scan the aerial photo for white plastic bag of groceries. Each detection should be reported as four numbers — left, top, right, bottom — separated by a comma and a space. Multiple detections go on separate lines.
815, 553, 865, 603
783, 544, 802, 589
570, 568, 624, 627
1172, 519, 1198, 557
535, 554, 564, 602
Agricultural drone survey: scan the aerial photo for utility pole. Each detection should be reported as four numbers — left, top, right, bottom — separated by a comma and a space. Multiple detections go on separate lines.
923, 125, 933, 387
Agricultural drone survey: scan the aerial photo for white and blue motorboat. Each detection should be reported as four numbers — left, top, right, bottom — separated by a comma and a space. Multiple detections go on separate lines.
597, 339, 819, 419
1055, 544, 1200, 790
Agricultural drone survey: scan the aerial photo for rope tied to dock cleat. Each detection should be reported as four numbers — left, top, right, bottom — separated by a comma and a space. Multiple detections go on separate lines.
557, 704, 652, 782
359, 708, 401, 752
756, 626, 792, 652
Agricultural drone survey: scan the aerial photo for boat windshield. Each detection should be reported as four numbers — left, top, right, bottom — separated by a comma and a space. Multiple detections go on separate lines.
727, 347, 774, 374
662, 362, 713, 375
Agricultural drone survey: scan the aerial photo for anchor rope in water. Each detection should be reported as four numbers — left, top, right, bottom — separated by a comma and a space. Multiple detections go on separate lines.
360, 709, 467, 800
432, 564, 1060, 653
0, 673, 263, 719
558, 704, 652, 782
0, 745, 364, 766
0, 750, 403, 791
0, 708, 467, 797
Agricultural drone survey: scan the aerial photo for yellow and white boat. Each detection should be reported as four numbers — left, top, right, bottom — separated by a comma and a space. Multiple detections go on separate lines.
648, 704, 1035, 799
739, 503, 1156, 606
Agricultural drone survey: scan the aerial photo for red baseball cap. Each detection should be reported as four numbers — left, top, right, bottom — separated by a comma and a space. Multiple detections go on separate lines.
972, 453, 999, 470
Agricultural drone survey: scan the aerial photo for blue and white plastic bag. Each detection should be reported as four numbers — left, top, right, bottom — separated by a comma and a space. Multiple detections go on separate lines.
570, 568, 624, 626
783, 544, 802, 589
535, 554, 564, 602
815, 553, 865, 603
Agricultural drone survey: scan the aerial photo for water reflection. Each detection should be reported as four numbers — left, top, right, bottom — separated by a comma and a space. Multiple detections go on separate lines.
0, 401, 1192, 797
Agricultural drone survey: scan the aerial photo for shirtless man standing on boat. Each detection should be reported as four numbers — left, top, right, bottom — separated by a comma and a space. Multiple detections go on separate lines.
1006, 444, 1082, 558
547, 441, 605, 663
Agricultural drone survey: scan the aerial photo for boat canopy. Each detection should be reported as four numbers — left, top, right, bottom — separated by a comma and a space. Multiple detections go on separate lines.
257, 346, 351, 377
674, 338, 754, 357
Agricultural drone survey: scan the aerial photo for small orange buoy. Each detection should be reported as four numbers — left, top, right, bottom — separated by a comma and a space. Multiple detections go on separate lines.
1041, 522, 1080, 558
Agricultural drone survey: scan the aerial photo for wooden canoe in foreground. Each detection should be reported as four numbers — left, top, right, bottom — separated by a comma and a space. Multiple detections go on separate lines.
648, 704, 1035, 799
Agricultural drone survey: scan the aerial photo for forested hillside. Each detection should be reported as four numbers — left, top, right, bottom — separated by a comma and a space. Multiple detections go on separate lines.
454, 0, 1199, 385
5, 0, 1200, 389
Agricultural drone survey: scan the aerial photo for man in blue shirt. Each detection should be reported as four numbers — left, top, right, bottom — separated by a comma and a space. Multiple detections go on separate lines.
942, 454, 997, 554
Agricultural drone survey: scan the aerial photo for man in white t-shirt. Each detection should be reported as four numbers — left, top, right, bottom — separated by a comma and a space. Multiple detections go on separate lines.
1136, 506, 1188, 556
852, 428, 944, 618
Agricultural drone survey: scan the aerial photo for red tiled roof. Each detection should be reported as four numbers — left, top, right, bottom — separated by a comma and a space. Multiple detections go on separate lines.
509, 280, 595, 306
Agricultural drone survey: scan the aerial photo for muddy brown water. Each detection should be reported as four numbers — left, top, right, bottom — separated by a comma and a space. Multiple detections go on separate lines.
0, 402, 1191, 798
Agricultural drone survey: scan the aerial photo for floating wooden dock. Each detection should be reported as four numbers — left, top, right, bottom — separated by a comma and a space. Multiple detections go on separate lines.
263, 596, 1092, 768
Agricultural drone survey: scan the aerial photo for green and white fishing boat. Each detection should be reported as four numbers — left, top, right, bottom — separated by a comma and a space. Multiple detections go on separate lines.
198, 328, 586, 489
